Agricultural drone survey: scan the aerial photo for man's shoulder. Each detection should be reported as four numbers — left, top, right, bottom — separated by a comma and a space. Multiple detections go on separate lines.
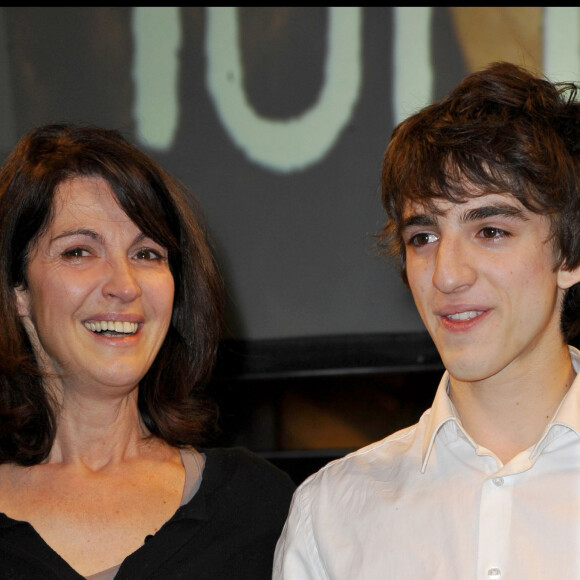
296, 415, 428, 500
273, 411, 438, 577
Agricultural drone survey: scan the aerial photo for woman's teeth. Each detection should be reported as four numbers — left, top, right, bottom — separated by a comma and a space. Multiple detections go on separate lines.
84, 321, 138, 334
447, 310, 483, 321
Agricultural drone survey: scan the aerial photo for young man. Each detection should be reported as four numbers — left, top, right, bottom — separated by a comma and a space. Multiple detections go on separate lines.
273, 62, 580, 579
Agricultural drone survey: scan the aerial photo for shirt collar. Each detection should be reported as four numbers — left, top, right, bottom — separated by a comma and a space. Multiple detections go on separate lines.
421, 371, 457, 472
421, 346, 580, 471
530, 345, 580, 459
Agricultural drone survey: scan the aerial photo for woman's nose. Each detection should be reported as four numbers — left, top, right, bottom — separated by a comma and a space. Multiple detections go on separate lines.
101, 258, 142, 302
432, 236, 476, 293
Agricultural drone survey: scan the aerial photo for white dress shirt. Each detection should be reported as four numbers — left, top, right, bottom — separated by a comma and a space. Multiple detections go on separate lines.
273, 347, 580, 580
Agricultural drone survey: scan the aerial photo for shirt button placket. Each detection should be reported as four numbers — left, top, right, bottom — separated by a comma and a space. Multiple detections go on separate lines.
478, 475, 512, 579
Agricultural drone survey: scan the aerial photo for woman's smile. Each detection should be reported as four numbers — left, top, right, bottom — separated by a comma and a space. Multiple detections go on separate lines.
83, 320, 140, 335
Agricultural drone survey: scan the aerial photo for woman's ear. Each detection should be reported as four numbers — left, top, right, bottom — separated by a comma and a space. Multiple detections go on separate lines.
558, 264, 580, 290
14, 285, 31, 317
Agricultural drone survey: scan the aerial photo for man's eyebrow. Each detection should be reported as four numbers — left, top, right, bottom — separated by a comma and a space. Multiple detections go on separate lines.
401, 203, 528, 230
460, 203, 528, 223
401, 213, 437, 229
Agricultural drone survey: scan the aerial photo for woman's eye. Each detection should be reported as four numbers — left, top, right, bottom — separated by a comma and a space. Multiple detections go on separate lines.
62, 247, 90, 259
479, 227, 511, 240
135, 248, 164, 260
408, 232, 438, 247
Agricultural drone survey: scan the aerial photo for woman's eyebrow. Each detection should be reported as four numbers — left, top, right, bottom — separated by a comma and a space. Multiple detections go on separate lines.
51, 228, 101, 243
50, 229, 148, 244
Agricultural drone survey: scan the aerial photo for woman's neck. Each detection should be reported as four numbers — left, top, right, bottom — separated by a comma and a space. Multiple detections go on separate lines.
47, 387, 152, 469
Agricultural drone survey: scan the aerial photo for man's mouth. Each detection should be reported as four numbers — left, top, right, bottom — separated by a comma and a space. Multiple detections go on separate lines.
84, 320, 139, 336
445, 310, 483, 321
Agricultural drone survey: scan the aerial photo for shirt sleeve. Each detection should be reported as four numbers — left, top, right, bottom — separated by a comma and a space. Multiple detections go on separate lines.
272, 478, 329, 580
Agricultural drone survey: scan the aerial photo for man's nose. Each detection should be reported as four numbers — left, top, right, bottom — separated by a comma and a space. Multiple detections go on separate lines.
432, 236, 476, 293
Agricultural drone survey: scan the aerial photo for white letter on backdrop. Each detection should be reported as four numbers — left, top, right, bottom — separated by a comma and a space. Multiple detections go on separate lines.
132, 7, 181, 150
543, 7, 580, 83
206, 7, 362, 173
393, 7, 433, 125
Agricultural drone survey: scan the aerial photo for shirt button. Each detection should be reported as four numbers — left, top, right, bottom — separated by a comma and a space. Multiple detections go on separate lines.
492, 477, 504, 487
488, 567, 501, 579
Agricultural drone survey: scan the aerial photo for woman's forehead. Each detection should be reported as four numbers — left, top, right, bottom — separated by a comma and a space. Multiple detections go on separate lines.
47, 176, 135, 233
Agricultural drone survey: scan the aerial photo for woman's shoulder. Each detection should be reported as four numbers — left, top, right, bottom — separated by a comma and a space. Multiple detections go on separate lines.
200, 446, 296, 498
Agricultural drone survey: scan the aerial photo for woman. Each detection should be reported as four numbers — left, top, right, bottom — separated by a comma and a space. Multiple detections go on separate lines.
0, 124, 295, 579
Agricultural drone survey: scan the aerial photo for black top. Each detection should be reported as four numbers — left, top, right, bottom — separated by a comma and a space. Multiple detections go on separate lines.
0, 447, 296, 579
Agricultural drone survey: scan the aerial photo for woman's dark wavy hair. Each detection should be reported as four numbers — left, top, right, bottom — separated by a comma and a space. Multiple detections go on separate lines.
379, 61, 580, 340
0, 123, 225, 465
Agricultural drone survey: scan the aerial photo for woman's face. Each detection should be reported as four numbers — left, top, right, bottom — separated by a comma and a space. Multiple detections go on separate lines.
15, 175, 175, 396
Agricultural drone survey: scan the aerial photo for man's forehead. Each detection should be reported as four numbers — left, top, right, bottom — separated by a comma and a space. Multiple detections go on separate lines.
401, 192, 526, 220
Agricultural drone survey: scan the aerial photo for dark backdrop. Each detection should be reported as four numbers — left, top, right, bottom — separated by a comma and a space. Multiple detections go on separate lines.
0, 7, 471, 342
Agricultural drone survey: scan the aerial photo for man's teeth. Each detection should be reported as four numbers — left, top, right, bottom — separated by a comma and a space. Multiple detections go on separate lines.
447, 311, 483, 321
84, 321, 138, 334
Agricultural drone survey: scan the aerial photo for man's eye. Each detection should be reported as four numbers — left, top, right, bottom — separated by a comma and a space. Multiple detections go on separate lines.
409, 232, 438, 246
479, 227, 510, 240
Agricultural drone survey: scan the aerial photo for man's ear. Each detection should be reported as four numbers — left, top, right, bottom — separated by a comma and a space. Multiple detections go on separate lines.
558, 264, 580, 290
14, 285, 31, 317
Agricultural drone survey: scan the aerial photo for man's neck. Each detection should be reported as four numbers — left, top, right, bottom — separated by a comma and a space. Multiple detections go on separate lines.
448, 346, 576, 464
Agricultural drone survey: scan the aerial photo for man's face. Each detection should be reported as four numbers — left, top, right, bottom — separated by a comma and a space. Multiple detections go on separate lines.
402, 191, 579, 385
